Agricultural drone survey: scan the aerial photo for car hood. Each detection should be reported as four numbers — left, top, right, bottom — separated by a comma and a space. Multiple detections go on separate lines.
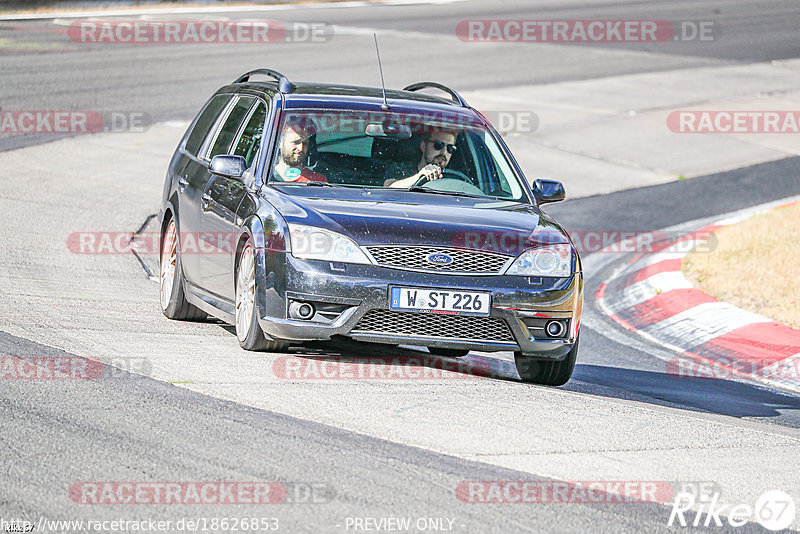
268, 187, 570, 255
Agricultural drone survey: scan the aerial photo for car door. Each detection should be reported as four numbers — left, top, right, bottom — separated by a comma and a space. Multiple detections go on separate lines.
176, 93, 233, 286
197, 95, 263, 301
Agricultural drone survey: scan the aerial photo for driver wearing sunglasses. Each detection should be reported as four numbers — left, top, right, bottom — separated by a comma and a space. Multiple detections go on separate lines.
384, 130, 457, 188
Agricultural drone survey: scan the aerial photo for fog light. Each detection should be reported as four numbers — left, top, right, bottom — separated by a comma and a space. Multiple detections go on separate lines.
289, 301, 315, 320
545, 320, 565, 338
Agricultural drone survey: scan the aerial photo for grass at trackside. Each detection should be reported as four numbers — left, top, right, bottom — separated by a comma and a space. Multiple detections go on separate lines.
682, 202, 800, 329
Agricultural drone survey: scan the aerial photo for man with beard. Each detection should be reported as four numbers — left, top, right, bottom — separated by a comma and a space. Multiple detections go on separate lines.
383, 129, 458, 188
272, 119, 328, 183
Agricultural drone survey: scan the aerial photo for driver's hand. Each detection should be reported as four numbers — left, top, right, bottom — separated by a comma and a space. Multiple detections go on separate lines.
415, 164, 443, 183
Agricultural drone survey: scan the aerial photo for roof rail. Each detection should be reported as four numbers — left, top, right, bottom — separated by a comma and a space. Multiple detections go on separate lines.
234, 69, 293, 93
402, 82, 468, 107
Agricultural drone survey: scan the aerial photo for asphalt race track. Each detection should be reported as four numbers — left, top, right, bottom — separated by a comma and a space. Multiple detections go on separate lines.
2, 1, 800, 533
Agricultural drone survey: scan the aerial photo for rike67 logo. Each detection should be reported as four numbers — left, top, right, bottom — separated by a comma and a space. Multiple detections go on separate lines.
668, 489, 795, 531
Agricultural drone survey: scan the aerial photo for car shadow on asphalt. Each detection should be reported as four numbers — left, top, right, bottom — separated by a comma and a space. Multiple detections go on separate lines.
214, 332, 531, 383
263, 337, 525, 382
568, 364, 800, 421
221, 325, 800, 420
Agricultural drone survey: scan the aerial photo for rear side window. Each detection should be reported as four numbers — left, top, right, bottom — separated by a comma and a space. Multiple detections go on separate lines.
208, 96, 255, 159
184, 94, 231, 156
233, 101, 267, 167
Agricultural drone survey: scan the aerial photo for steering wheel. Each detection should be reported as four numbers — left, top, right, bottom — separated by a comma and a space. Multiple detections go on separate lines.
413, 168, 472, 187
413, 178, 486, 197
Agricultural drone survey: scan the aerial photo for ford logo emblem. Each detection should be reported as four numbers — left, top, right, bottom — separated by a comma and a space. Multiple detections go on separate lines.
426, 253, 453, 265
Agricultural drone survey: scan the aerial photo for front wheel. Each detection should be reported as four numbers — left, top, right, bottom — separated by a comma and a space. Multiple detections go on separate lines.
235, 239, 290, 352
514, 336, 579, 386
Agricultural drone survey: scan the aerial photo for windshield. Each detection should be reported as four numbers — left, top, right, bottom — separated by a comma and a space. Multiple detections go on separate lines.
268, 109, 528, 201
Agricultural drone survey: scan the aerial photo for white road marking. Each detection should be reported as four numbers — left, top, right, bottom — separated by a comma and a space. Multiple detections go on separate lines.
640, 302, 772, 351
623, 251, 685, 274
601, 271, 693, 316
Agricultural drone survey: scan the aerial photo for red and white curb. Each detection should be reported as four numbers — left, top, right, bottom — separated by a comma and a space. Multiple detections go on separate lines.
596, 197, 800, 391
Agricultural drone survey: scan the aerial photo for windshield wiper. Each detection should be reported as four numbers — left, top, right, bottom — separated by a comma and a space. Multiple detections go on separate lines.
405, 186, 485, 198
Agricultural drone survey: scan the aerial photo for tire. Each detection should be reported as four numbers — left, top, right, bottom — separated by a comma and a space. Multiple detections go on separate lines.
235, 239, 290, 352
428, 347, 470, 358
514, 335, 579, 386
160, 216, 206, 321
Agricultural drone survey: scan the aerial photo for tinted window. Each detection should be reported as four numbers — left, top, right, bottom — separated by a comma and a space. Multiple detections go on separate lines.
184, 94, 231, 156
269, 110, 526, 201
208, 96, 255, 159
232, 101, 267, 167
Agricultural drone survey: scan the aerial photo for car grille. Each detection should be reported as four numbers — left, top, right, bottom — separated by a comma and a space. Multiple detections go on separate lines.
351, 309, 516, 343
365, 246, 512, 274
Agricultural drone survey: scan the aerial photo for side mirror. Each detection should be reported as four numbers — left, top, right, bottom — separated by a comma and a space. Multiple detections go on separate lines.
209, 155, 247, 180
533, 179, 566, 204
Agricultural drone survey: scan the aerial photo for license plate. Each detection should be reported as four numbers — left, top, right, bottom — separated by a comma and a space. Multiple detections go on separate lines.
389, 286, 491, 317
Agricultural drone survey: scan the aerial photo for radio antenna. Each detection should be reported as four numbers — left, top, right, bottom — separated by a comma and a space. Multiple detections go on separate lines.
373, 33, 390, 110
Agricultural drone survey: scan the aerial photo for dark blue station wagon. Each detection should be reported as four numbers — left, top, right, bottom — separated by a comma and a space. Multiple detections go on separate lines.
159, 69, 583, 385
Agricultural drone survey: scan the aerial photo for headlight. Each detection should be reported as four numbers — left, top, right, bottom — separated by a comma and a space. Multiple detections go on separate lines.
287, 224, 371, 265
506, 244, 572, 277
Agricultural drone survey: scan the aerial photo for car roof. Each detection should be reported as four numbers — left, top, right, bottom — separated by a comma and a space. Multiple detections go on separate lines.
218, 80, 485, 124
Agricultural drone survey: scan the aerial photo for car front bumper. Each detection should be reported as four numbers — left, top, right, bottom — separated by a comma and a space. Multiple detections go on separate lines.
255, 251, 583, 358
